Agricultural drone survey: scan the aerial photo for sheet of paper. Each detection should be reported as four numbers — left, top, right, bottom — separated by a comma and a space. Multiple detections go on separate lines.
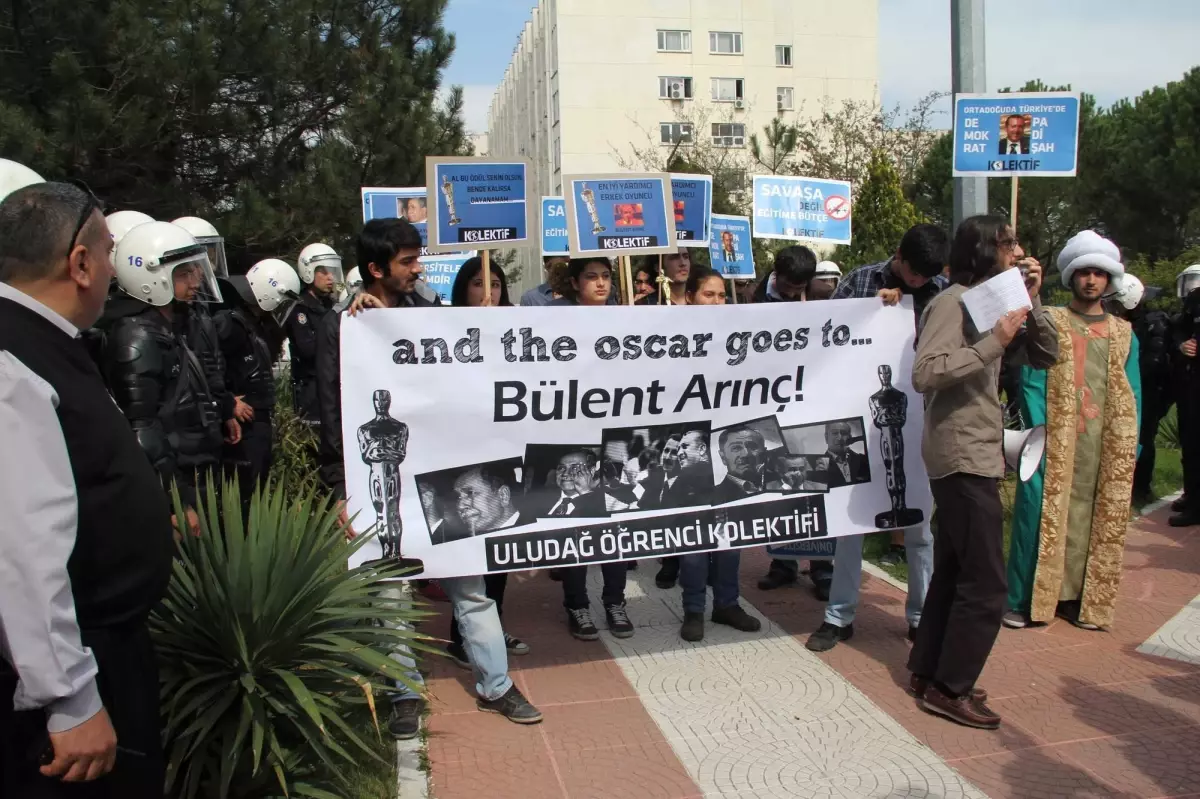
960, 267, 1032, 332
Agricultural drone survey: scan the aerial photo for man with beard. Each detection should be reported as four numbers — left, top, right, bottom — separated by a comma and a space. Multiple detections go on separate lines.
1006, 231, 1140, 633
712, 425, 774, 503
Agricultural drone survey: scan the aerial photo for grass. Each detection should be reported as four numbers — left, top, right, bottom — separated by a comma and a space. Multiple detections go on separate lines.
866, 448, 1181, 585
344, 708, 401, 799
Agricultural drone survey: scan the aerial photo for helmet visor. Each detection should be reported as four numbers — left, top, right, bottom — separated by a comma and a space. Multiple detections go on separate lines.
309, 254, 345, 294
193, 235, 229, 278
168, 249, 223, 304
1179, 274, 1200, 299
269, 294, 300, 326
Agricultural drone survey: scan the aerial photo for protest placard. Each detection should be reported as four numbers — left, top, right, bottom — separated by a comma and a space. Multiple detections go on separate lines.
562, 173, 677, 258
541, 197, 569, 256
338, 300, 931, 577
752, 176, 853, 245
417, 254, 475, 304
670, 174, 713, 246
360, 186, 474, 261
709, 214, 755, 278
424, 156, 534, 254
952, 92, 1081, 177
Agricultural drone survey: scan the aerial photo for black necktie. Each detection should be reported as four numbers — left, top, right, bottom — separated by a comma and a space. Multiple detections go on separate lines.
551, 497, 573, 516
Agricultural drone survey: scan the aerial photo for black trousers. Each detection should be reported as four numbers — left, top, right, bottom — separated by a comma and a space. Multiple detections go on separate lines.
908, 473, 1006, 697
562, 562, 627, 610
1134, 393, 1169, 496
450, 573, 509, 648
0, 619, 164, 799
766, 557, 833, 583
223, 416, 274, 498
1180, 391, 1200, 502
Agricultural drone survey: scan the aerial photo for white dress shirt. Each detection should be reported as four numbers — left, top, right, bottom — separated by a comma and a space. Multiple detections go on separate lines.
0, 282, 103, 733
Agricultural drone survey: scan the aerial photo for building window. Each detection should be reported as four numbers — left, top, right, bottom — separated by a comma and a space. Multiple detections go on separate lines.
710, 78, 745, 103
776, 87, 794, 110
709, 31, 743, 55
660, 122, 694, 145
658, 76, 693, 100
552, 90, 560, 124
716, 167, 749, 191
711, 123, 746, 147
776, 45, 792, 66
657, 30, 691, 52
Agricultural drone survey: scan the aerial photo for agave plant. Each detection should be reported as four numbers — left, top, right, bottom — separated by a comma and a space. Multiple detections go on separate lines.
1158, 407, 1181, 450
151, 479, 436, 799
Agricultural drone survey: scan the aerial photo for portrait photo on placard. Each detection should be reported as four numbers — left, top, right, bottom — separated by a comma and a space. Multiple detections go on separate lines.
522, 444, 608, 520
780, 417, 871, 489
710, 416, 787, 504
599, 422, 714, 513
415, 457, 526, 546
396, 196, 428, 224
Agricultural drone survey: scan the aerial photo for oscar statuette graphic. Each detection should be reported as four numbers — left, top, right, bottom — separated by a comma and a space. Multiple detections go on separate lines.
869, 365, 924, 529
357, 390, 422, 569
580, 183, 606, 234
441, 175, 462, 225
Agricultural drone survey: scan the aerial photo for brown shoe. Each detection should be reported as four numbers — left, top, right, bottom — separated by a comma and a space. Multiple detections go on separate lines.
919, 684, 1000, 730
908, 674, 988, 703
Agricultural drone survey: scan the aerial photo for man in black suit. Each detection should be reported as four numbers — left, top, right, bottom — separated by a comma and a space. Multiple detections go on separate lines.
712, 425, 774, 504
549, 450, 635, 641
817, 421, 870, 487
449, 463, 527, 538
642, 431, 712, 511
998, 114, 1030, 156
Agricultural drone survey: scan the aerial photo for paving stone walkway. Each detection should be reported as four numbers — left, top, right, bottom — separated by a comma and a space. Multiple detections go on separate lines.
421, 503, 1200, 798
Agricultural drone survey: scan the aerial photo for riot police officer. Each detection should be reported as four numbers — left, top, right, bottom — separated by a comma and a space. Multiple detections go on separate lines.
1171, 265, 1200, 526
215, 259, 300, 498
285, 242, 344, 425
97, 221, 225, 509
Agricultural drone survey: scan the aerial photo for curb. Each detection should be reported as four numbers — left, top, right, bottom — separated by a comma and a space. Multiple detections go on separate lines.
395, 736, 428, 798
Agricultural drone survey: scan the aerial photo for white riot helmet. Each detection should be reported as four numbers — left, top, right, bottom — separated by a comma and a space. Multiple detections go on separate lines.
0, 159, 44, 203
814, 261, 841, 281
346, 266, 363, 292
246, 258, 302, 324
114, 222, 222, 307
106, 211, 155, 248
172, 216, 229, 278
1111, 274, 1145, 311
1178, 265, 1200, 299
297, 242, 345, 290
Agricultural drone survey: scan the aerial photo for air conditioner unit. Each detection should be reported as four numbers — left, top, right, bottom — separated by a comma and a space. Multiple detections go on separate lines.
777, 95, 785, 111
734, 99, 745, 109
670, 82, 684, 100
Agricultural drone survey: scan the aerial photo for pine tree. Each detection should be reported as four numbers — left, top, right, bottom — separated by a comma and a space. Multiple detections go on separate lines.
833, 150, 924, 269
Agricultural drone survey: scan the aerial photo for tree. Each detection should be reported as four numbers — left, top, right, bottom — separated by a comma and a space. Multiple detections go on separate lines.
749, 118, 800, 175
0, 0, 468, 270
832, 151, 923, 268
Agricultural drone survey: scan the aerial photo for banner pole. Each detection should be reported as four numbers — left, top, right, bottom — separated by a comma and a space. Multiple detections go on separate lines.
1010, 176, 1020, 236
659, 254, 670, 305
621, 255, 634, 306
730, 279, 738, 305
481, 249, 492, 307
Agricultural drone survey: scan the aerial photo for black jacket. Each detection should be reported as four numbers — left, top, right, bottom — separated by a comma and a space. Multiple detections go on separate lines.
1132, 308, 1173, 404
215, 307, 277, 412
285, 289, 335, 422
96, 295, 223, 506
179, 303, 235, 422
316, 289, 441, 499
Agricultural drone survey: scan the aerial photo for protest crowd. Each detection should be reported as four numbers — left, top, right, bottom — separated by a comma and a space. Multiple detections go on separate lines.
0, 143, 1192, 799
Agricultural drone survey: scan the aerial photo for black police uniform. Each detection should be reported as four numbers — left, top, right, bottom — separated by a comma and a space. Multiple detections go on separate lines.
284, 289, 333, 425
1173, 291, 1200, 518
215, 305, 277, 496
1132, 307, 1174, 497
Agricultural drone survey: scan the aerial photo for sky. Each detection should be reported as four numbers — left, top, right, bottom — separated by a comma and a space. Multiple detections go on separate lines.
442, 0, 1200, 134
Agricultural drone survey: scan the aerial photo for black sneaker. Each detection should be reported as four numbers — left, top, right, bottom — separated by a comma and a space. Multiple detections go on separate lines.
388, 698, 424, 740
605, 602, 634, 638
1169, 511, 1200, 528
680, 611, 705, 642
880, 545, 906, 567
504, 633, 530, 655
567, 607, 599, 641
1172, 495, 1190, 513
812, 579, 831, 603
446, 642, 471, 669
1002, 611, 1029, 629
711, 604, 762, 632
907, 625, 918, 643
757, 568, 797, 591
655, 558, 680, 589
548, 568, 565, 581
805, 621, 853, 652
477, 685, 543, 724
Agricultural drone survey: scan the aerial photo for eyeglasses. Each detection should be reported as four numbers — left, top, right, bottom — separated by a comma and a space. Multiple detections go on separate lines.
997, 236, 1018, 251
65, 179, 104, 257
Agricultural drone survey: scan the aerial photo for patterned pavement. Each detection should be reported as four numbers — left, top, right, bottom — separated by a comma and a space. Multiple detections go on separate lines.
420, 503, 1200, 798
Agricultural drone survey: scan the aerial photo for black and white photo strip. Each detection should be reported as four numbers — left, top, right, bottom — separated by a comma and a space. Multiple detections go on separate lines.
598, 422, 715, 513
709, 415, 791, 503
779, 416, 872, 490
521, 444, 608, 520
416, 457, 526, 546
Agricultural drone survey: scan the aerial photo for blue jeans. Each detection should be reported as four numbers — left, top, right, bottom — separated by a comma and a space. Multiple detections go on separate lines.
680, 550, 741, 613
383, 576, 513, 703
825, 525, 933, 628
378, 585, 426, 703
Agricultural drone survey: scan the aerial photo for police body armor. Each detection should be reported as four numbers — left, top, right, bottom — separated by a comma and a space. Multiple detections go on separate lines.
222, 308, 276, 412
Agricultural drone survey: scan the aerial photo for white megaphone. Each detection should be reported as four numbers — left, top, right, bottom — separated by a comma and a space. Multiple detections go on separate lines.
1003, 425, 1046, 482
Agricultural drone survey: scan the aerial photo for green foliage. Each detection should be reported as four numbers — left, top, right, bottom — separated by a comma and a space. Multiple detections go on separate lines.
831, 151, 923, 268
1158, 406, 1182, 450
0, 0, 467, 270
269, 370, 320, 497
152, 479, 435, 798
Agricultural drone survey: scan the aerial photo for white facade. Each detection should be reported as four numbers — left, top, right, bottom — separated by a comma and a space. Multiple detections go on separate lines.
488, 0, 879, 293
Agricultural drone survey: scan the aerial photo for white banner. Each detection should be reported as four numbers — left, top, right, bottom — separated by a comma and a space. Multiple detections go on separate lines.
340, 300, 931, 578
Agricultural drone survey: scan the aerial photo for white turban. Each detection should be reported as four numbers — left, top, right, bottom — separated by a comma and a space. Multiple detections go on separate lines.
1057, 230, 1124, 293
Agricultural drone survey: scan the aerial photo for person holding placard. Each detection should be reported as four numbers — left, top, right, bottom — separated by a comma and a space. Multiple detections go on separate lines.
660, 248, 691, 305
908, 215, 1057, 730
548, 257, 614, 308
633, 259, 661, 305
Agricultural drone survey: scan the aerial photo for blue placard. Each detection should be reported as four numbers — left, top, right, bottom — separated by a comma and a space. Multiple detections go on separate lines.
360, 187, 472, 260
751, 175, 853, 245
541, 197, 569, 256
952, 92, 1081, 177
709, 214, 755, 278
670, 174, 713, 246
426, 158, 532, 252
420, 255, 473, 304
562, 172, 677, 258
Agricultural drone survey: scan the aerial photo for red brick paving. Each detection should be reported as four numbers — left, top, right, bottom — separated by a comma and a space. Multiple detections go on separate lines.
422, 506, 1200, 798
